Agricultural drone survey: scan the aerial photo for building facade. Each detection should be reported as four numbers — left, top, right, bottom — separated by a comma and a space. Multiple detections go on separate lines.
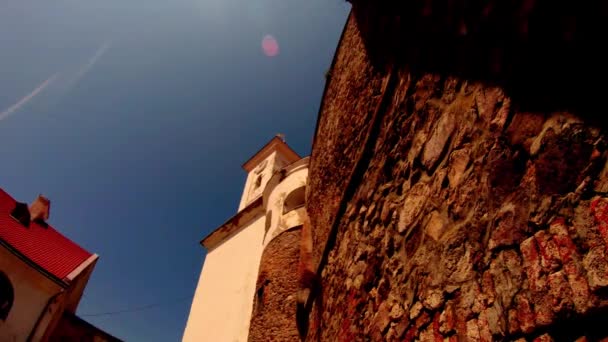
182, 136, 308, 342
0, 189, 119, 342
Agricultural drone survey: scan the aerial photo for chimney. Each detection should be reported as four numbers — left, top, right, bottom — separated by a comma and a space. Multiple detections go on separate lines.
29, 195, 50, 223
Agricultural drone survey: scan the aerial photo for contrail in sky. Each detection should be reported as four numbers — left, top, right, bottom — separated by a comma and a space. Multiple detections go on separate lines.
0, 74, 59, 121
73, 41, 111, 85
0, 41, 110, 121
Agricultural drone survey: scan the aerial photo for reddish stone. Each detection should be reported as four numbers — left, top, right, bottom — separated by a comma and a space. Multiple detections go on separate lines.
546, 271, 573, 314
481, 271, 496, 305
484, 304, 503, 337
418, 323, 436, 342
346, 289, 359, 315
397, 183, 429, 233
475, 87, 504, 128
573, 203, 605, 250
551, 219, 579, 265
550, 220, 591, 314
477, 309, 492, 342
447, 148, 470, 189
372, 301, 391, 336
521, 237, 545, 293
393, 319, 410, 339
457, 279, 482, 312
490, 97, 510, 132
402, 327, 416, 342
516, 295, 535, 334
534, 333, 555, 342
506, 112, 545, 149
339, 318, 353, 342
489, 250, 523, 311
486, 142, 527, 199
489, 212, 527, 251
380, 201, 393, 223
432, 312, 443, 342
409, 301, 424, 320
466, 319, 480, 342
507, 309, 520, 335
415, 311, 431, 330
439, 301, 455, 334
562, 262, 591, 314
591, 197, 608, 249
421, 110, 456, 170
453, 305, 469, 341
583, 246, 608, 291
533, 293, 554, 327
389, 302, 405, 321
402, 311, 430, 342
423, 290, 444, 310
535, 230, 561, 272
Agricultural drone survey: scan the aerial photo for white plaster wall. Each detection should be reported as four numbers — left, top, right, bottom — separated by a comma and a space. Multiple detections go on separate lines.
277, 208, 306, 235
263, 166, 308, 248
182, 213, 266, 342
0, 246, 62, 342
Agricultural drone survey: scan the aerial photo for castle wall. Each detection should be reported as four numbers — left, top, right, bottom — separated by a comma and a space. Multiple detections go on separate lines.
248, 228, 302, 342
305, 4, 608, 341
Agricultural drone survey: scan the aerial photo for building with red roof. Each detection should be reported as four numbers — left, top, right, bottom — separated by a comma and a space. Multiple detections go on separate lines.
0, 188, 119, 341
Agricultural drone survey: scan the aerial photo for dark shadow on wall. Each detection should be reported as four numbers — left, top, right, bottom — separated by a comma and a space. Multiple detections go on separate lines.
542, 306, 608, 341
297, 282, 323, 342
350, 0, 608, 127
296, 268, 321, 340
0, 271, 14, 321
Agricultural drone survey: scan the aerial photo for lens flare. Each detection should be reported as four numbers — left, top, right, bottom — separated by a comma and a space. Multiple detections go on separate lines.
262, 35, 279, 57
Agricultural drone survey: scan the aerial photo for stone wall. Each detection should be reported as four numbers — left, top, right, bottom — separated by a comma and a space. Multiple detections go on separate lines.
249, 228, 302, 342
306, 10, 389, 271
305, 4, 608, 341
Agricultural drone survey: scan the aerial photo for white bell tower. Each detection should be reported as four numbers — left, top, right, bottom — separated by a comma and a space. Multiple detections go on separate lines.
238, 135, 301, 211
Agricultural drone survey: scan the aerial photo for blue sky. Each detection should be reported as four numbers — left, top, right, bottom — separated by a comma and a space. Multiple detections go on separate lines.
0, 0, 349, 340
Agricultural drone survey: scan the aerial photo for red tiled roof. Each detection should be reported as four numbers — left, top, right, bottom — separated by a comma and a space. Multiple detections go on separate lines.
0, 189, 92, 281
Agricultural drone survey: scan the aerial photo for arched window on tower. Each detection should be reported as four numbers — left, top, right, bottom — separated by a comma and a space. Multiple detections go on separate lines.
283, 186, 306, 214
0, 271, 14, 321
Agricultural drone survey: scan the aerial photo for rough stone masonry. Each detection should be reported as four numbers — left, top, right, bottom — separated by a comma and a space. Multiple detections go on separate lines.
302, 1, 608, 341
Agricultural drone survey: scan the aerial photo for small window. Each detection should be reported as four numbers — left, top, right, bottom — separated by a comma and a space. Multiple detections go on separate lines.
254, 278, 270, 315
11, 202, 30, 227
283, 186, 306, 214
0, 271, 14, 321
254, 175, 263, 189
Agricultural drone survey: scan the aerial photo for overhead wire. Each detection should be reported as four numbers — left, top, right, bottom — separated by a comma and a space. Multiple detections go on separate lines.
79, 295, 192, 318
